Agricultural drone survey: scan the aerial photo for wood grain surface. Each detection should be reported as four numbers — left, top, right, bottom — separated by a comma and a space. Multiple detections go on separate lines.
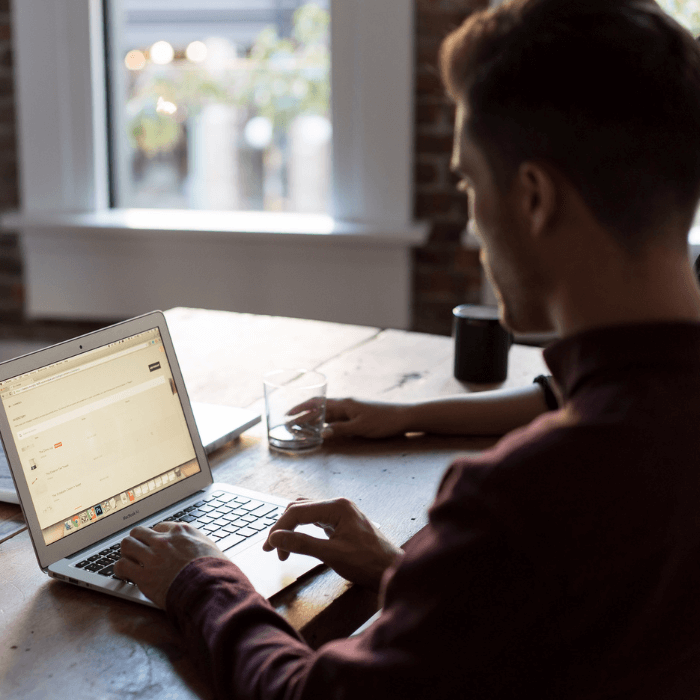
0, 308, 548, 699
0, 503, 24, 544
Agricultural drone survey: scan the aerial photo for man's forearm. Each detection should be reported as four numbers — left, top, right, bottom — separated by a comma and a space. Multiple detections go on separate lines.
167, 557, 314, 700
401, 383, 549, 436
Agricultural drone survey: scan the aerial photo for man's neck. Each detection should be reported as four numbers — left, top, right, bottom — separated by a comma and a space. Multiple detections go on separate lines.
550, 244, 700, 338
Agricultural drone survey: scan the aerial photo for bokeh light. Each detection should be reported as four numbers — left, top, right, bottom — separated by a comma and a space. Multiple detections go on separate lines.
156, 96, 178, 116
296, 115, 332, 145
244, 116, 273, 149
150, 41, 175, 66
186, 41, 208, 63
124, 49, 146, 71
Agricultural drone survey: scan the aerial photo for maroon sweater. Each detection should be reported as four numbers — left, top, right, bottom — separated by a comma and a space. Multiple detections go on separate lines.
167, 323, 700, 699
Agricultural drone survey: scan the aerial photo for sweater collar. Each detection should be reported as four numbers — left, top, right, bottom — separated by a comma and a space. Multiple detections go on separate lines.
543, 322, 700, 401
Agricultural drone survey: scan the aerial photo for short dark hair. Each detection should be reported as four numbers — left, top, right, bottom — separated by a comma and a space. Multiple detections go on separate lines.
440, 0, 700, 251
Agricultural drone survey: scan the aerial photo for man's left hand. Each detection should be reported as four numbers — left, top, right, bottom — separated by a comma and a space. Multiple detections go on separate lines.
114, 522, 228, 609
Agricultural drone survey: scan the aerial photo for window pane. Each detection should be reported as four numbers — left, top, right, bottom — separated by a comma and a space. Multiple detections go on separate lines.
657, 1, 700, 229
657, 1, 700, 35
107, 0, 331, 213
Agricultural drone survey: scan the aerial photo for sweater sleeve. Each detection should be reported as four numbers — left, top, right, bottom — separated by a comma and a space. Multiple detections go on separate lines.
167, 557, 317, 700
165, 458, 551, 700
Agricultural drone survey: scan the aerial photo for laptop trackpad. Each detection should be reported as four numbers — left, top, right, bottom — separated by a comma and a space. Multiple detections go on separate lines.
233, 525, 324, 599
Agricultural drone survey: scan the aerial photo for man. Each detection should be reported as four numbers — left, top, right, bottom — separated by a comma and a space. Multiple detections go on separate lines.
115, 1, 700, 697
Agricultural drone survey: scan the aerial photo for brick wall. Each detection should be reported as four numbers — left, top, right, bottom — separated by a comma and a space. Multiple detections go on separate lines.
0, 0, 21, 322
0, 0, 487, 332
412, 0, 487, 335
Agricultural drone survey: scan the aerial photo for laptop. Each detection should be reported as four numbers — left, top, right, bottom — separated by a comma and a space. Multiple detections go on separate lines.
0, 311, 321, 606
0, 402, 261, 504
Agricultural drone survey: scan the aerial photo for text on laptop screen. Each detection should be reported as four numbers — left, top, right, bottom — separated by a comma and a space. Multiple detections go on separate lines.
0, 328, 200, 544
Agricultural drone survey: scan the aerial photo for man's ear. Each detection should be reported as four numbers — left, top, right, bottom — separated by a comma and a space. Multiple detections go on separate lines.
516, 161, 557, 239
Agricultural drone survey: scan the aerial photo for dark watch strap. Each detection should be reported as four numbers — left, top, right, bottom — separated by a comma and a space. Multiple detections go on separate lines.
533, 374, 559, 411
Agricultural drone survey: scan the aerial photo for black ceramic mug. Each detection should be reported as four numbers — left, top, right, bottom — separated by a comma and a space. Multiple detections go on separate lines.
452, 304, 511, 383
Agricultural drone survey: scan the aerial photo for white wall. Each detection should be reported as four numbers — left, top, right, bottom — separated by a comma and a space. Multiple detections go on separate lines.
21, 224, 416, 328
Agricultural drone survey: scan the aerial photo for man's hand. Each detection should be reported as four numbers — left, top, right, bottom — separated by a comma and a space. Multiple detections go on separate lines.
321, 398, 412, 440
114, 522, 228, 608
263, 498, 402, 589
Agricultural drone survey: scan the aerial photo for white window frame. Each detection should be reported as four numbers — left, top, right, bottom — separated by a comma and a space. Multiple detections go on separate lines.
6, 0, 428, 328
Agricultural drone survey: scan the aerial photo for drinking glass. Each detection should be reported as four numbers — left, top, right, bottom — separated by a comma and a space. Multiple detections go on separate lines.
263, 369, 327, 452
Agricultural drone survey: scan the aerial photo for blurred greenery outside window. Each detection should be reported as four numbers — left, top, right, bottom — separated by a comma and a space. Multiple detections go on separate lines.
656, 1, 700, 228
111, 2, 331, 214
657, 0, 700, 34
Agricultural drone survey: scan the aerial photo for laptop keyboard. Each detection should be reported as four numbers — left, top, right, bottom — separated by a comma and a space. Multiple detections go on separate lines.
72, 491, 283, 583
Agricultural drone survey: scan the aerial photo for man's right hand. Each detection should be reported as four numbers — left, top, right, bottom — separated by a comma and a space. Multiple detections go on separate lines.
262, 497, 403, 590
321, 398, 411, 439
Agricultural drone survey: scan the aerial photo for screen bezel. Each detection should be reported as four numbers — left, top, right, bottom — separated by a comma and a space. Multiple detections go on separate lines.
0, 310, 213, 570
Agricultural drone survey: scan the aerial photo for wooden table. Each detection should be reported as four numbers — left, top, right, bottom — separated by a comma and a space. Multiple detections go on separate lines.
0, 308, 547, 699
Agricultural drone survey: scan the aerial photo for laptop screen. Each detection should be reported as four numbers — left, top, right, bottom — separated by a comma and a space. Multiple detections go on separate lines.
0, 327, 200, 545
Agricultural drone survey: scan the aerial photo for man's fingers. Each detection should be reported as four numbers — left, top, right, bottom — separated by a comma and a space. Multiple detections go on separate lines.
263, 498, 358, 553
267, 529, 333, 562
322, 419, 358, 438
323, 399, 354, 423
281, 497, 308, 514
128, 525, 161, 544
288, 397, 325, 417
286, 405, 322, 420
263, 500, 340, 551
113, 556, 140, 581
120, 534, 152, 561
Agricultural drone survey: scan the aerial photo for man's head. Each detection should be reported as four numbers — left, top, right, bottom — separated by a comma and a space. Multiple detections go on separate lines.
440, 0, 700, 333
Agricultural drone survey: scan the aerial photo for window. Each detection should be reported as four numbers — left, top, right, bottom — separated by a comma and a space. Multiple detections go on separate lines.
9, 0, 426, 328
656, 0, 700, 35
12, 0, 417, 225
107, 1, 332, 213
657, 1, 700, 235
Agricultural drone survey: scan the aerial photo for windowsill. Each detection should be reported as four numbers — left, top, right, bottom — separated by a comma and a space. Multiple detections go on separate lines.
7, 207, 428, 327
1, 209, 429, 247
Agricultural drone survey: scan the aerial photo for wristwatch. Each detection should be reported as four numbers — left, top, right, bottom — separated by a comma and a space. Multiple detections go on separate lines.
533, 375, 559, 410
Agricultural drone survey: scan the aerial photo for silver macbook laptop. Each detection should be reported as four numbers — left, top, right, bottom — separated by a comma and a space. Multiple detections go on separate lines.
0, 311, 320, 606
